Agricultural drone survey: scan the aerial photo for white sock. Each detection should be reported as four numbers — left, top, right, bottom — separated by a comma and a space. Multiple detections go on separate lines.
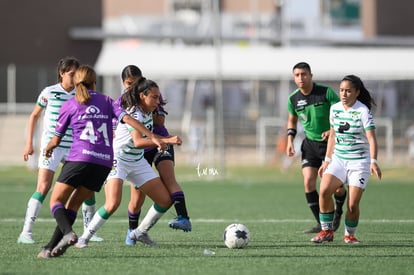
82, 202, 96, 230
345, 225, 357, 236
21, 198, 42, 235
80, 207, 109, 241
138, 205, 164, 234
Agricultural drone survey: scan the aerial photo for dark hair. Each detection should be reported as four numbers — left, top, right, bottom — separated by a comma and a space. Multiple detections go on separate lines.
121, 77, 159, 112
121, 65, 142, 81
57, 56, 80, 82
154, 93, 168, 116
341, 75, 376, 110
74, 65, 96, 104
293, 62, 311, 73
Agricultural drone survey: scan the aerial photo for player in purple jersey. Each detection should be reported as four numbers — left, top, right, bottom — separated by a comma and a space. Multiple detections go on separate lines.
37, 65, 164, 258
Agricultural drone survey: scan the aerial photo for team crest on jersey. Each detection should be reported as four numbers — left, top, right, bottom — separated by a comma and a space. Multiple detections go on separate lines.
351, 111, 360, 120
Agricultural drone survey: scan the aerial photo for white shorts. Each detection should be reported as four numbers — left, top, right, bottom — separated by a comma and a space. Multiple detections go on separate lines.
324, 155, 371, 190
38, 147, 68, 171
107, 157, 158, 189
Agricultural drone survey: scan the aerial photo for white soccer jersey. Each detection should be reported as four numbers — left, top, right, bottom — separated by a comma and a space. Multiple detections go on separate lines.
113, 108, 153, 162
330, 100, 376, 160
37, 83, 75, 149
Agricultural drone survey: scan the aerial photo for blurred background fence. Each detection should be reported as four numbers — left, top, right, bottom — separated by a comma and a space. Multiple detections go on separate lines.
1, 63, 413, 168
1, 0, 414, 169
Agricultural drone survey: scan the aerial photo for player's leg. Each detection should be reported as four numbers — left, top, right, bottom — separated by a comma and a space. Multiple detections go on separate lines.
315, 139, 347, 232
343, 185, 363, 243
125, 185, 145, 245
82, 193, 103, 242
310, 173, 342, 243
130, 175, 171, 246
157, 159, 191, 232
76, 178, 124, 247
18, 168, 55, 244
19, 148, 68, 244
48, 181, 79, 257
333, 185, 347, 231
300, 139, 322, 233
343, 167, 368, 244
302, 166, 320, 233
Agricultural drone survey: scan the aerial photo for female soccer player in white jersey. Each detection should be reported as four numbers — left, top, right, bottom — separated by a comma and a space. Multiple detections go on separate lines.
311, 75, 382, 244
18, 57, 101, 244
116, 66, 191, 247
75, 77, 182, 248
37, 65, 164, 258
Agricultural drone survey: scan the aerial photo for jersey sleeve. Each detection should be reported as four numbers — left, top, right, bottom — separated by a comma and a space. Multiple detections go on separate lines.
126, 111, 143, 132
110, 96, 127, 126
54, 102, 71, 137
36, 88, 49, 108
361, 107, 376, 131
287, 94, 296, 115
326, 87, 340, 105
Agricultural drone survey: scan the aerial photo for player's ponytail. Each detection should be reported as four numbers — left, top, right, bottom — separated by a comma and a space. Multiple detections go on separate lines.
74, 65, 96, 104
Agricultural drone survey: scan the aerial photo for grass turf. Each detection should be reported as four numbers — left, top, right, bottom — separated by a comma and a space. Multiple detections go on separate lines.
0, 165, 413, 275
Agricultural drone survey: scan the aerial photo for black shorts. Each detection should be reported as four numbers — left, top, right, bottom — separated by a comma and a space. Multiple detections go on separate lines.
144, 145, 175, 167
57, 161, 111, 192
300, 138, 327, 169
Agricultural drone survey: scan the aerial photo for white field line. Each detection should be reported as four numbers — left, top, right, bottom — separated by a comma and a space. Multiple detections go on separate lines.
2, 218, 414, 223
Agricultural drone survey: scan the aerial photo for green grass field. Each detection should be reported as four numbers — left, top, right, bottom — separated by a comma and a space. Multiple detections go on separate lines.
0, 164, 413, 275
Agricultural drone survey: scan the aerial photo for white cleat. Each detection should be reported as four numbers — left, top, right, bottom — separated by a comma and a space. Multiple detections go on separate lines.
129, 229, 157, 246
17, 233, 35, 244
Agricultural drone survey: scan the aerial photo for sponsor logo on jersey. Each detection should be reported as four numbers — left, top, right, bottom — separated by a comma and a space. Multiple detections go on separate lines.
85, 105, 101, 115
78, 105, 109, 120
297, 99, 307, 107
338, 122, 350, 133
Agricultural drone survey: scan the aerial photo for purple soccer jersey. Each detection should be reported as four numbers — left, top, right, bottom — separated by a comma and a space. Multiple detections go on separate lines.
54, 91, 125, 168
153, 124, 169, 137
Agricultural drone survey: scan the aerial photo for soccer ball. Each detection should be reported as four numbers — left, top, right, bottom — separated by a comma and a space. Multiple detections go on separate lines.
223, 223, 250, 249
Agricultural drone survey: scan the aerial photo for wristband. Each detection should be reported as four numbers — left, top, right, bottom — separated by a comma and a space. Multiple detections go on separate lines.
287, 128, 297, 137
324, 156, 332, 163
370, 158, 377, 164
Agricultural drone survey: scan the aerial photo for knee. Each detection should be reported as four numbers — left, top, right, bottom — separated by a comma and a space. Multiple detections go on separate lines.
37, 183, 52, 195
347, 202, 359, 214
158, 197, 172, 210
105, 200, 121, 213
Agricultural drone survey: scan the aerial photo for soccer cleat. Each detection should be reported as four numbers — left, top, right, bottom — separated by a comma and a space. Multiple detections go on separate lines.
333, 210, 343, 232
51, 231, 78, 257
129, 229, 157, 246
303, 224, 321, 234
344, 235, 360, 244
37, 247, 52, 259
311, 230, 334, 243
168, 216, 192, 232
75, 237, 89, 249
17, 233, 35, 244
89, 234, 104, 242
125, 229, 136, 246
